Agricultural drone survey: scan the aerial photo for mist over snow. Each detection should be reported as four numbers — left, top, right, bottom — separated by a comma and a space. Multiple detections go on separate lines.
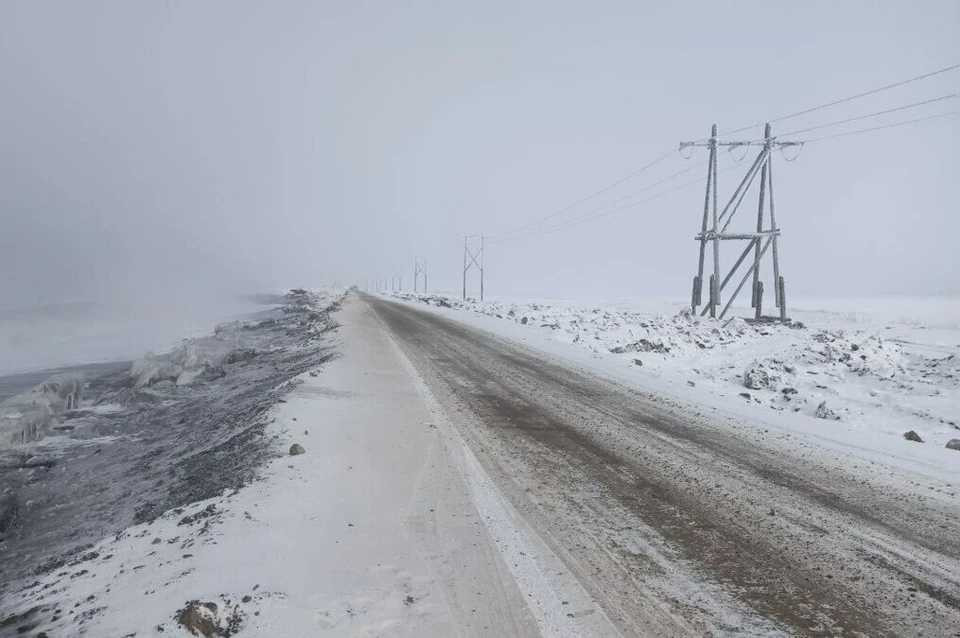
1, 1, 958, 316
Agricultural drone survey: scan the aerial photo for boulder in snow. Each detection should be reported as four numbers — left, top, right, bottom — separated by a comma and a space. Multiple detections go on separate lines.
176, 601, 225, 637
944, 439, 960, 451
743, 364, 771, 390
903, 430, 923, 443
814, 401, 840, 421
289, 443, 306, 455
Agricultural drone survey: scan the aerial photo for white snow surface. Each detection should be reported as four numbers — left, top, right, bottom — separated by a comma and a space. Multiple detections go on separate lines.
7, 291, 959, 636
4, 293, 616, 637
384, 291, 960, 463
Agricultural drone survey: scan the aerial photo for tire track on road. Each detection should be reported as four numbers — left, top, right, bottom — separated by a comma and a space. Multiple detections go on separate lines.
368, 295, 960, 637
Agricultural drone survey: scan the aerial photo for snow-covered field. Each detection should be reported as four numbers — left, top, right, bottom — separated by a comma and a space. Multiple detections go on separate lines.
384, 292, 960, 453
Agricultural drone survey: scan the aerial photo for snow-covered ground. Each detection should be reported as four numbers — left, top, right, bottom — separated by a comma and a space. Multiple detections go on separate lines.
2, 292, 614, 637
5, 290, 958, 636
0, 288, 350, 634
383, 292, 960, 457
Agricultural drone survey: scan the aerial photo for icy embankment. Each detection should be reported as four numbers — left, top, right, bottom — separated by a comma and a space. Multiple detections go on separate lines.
0, 287, 346, 636
0, 374, 84, 445
386, 292, 960, 448
0, 288, 340, 448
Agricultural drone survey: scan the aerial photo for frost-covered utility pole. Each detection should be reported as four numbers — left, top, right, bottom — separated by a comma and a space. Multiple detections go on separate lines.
682, 123, 798, 321
414, 257, 427, 293
462, 235, 484, 300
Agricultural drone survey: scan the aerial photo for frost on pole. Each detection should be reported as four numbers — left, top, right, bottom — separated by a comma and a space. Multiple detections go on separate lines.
683, 123, 799, 322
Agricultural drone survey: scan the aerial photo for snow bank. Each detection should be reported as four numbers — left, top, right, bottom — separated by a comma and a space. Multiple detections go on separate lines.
124, 289, 344, 391
1, 288, 346, 448
386, 292, 960, 447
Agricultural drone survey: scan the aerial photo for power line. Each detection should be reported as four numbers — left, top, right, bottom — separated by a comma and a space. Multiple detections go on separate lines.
803, 109, 960, 143
487, 149, 676, 240
491, 164, 702, 243
482, 62, 960, 249
482, 103, 958, 248
710, 62, 960, 138
778, 93, 958, 137
524, 159, 708, 230
494, 162, 742, 244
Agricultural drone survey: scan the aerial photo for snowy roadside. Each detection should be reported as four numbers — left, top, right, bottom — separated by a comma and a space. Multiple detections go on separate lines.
0, 288, 346, 636
0, 292, 611, 637
381, 291, 960, 481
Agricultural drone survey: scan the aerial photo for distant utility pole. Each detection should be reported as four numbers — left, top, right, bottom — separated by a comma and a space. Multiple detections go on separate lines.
681, 123, 797, 321
462, 235, 485, 300
414, 257, 427, 293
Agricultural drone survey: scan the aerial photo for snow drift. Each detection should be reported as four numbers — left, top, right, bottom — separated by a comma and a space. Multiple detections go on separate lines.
386, 292, 960, 446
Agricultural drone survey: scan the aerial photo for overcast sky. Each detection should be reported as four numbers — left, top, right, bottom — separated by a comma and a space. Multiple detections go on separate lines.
1, 0, 958, 311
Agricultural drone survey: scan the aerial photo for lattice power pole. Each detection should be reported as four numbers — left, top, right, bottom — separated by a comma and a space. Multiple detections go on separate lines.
682, 123, 798, 321
462, 235, 484, 300
414, 257, 427, 293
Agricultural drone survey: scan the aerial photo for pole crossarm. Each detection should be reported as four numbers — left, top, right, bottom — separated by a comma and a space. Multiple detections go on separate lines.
695, 230, 780, 241
680, 139, 803, 149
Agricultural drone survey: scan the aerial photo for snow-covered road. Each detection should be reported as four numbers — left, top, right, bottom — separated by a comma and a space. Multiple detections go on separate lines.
369, 294, 960, 637
4, 291, 959, 636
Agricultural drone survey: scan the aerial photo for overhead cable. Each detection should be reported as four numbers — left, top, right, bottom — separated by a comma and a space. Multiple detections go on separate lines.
803, 109, 960, 143
487, 149, 676, 240
778, 94, 958, 137
705, 62, 960, 139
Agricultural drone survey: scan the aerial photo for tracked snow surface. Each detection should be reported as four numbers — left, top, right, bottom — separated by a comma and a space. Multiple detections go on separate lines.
385, 292, 960, 452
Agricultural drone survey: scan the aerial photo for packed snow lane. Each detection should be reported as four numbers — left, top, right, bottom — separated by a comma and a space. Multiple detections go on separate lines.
367, 294, 960, 637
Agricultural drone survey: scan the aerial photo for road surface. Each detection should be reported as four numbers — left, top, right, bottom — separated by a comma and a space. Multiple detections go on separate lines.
366, 294, 960, 637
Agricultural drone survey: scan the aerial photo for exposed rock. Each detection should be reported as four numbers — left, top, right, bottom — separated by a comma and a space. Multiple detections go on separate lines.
520, 316, 528, 325
289, 443, 306, 456
814, 401, 840, 421
743, 365, 771, 390
177, 601, 221, 637
946, 439, 960, 451
903, 430, 923, 443
610, 338, 670, 355
633, 358, 643, 367
178, 504, 218, 527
